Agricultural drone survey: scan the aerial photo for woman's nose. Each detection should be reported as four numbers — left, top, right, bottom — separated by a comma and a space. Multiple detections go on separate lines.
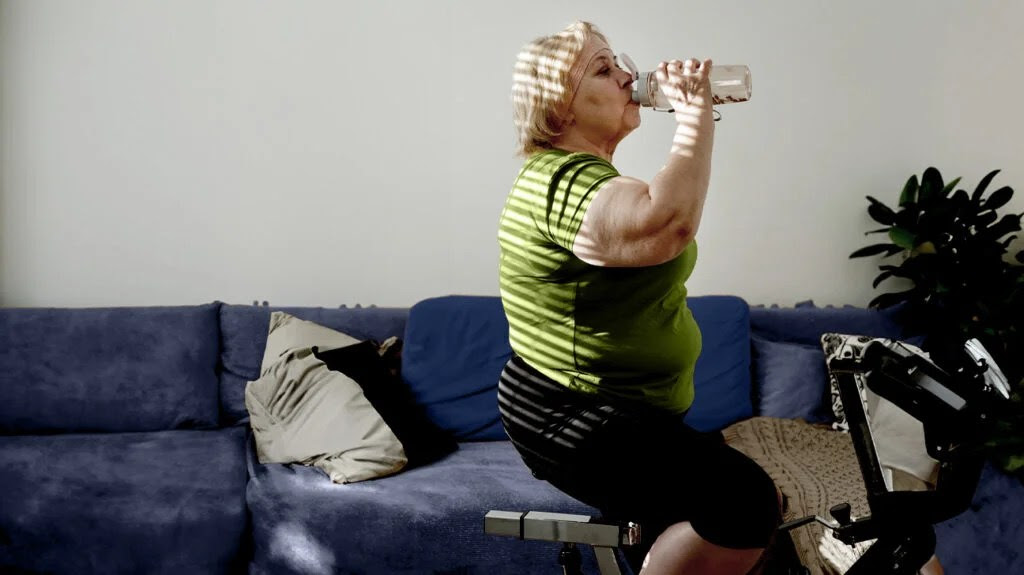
617, 68, 634, 88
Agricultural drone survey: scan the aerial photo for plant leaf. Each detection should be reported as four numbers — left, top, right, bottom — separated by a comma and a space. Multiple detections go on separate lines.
873, 271, 894, 288
899, 175, 919, 207
888, 226, 916, 249
950, 189, 970, 211
869, 289, 916, 309
893, 206, 919, 230
887, 264, 917, 279
877, 264, 920, 282
972, 169, 1002, 202
850, 243, 903, 258
942, 176, 962, 197
1000, 455, 1024, 473
867, 199, 896, 226
976, 210, 999, 229
881, 245, 907, 258
921, 203, 957, 236
982, 214, 1023, 241
984, 186, 1015, 211
864, 227, 891, 235
919, 167, 945, 205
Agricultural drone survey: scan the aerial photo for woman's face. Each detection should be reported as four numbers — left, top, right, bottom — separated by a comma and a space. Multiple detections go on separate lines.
568, 38, 641, 144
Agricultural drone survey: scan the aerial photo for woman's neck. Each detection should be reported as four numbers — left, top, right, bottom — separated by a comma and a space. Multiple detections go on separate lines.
552, 130, 616, 163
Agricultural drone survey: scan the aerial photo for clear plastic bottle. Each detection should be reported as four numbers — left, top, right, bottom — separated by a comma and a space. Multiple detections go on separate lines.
620, 54, 751, 112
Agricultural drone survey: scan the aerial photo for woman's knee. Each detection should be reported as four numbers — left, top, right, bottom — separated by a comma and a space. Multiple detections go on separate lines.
690, 450, 781, 549
641, 521, 765, 575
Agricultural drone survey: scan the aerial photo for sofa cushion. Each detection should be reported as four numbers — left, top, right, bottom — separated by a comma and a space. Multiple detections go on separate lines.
219, 304, 407, 425
751, 336, 832, 423
0, 304, 221, 433
246, 312, 408, 484
401, 295, 512, 441
683, 295, 753, 432
0, 428, 248, 575
246, 441, 630, 575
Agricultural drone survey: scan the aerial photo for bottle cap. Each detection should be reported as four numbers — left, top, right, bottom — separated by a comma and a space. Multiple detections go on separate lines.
619, 53, 650, 106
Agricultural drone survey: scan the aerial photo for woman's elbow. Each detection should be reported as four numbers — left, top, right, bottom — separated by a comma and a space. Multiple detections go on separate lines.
648, 224, 694, 265
671, 221, 695, 247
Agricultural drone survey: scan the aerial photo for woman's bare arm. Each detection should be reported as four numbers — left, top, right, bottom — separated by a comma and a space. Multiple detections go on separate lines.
573, 59, 715, 267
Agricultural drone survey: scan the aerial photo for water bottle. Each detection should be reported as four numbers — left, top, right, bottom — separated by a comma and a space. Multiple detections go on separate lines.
619, 53, 751, 112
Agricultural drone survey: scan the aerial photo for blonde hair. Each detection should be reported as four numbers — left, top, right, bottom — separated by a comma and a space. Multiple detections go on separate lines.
511, 21, 609, 157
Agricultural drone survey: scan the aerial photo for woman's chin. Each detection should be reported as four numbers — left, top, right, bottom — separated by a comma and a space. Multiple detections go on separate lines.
626, 105, 642, 128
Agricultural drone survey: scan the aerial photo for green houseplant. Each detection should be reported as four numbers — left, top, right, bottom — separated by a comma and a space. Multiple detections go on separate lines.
850, 166, 1024, 477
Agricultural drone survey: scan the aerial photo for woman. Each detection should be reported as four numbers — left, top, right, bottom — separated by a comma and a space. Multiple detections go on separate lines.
496, 21, 779, 574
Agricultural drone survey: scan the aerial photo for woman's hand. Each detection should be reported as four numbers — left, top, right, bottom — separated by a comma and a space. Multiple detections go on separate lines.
655, 58, 713, 121
572, 59, 716, 268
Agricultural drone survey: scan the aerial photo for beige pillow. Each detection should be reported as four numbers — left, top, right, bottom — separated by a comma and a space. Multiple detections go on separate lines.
820, 334, 939, 489
245, 312, 407, 483
259, 311, 359, 375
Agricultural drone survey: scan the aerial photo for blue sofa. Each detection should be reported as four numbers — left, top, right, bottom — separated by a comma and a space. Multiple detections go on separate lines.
0, 296, 1020, 574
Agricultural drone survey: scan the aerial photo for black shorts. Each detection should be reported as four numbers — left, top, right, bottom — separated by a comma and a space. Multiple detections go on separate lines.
497, 355, 780, 567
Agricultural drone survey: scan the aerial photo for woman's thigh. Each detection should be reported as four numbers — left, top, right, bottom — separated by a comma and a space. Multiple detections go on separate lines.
498, 357, 779, 550
563, 410, 780, 551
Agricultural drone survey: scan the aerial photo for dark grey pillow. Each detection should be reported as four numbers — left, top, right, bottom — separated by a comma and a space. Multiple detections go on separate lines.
751, 336, 832, 423
313, 340, 458, 469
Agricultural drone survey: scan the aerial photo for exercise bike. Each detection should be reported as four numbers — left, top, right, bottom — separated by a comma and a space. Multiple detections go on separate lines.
486, 337, 1011, 574
776, 337, 1011, 574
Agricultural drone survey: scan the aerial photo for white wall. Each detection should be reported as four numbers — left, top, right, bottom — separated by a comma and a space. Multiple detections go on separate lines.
2, 0, 1022, 308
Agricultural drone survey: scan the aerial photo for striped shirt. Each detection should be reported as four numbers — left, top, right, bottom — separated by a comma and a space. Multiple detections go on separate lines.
497, 149, 701, 414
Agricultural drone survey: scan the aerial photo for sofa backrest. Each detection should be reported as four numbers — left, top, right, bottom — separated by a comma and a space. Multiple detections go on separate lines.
749, 302, 908, 345
399, 294, 753, 441
401, 295, 511, 441
217, 304, 408, 425
747, 302, 912, 422
684, 295, 753, 432
0, 304, 222, 433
